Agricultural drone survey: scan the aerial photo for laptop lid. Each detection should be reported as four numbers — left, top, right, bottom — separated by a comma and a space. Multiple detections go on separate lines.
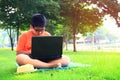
31, 36, 63, 62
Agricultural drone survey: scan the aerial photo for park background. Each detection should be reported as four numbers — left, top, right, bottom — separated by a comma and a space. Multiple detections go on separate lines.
0, 0, 120, 52
0, 0, 120, 80
1, 15, 120, 52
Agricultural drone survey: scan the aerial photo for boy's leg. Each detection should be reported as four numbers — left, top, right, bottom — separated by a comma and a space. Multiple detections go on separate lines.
49, 55, 70, 67
16, 54, 60, 68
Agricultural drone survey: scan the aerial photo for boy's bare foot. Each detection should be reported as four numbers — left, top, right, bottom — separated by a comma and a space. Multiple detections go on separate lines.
57, 63, 62, 68
49, 63, 62, 68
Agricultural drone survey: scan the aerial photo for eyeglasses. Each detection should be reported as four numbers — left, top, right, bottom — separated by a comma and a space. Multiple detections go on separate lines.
33, 27, 45, 32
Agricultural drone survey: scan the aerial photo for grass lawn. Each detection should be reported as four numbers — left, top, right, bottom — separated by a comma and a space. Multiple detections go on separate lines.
0, 48, 120, 80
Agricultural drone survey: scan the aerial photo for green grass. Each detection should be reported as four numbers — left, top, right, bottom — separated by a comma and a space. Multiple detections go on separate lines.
0, 48, 120, 80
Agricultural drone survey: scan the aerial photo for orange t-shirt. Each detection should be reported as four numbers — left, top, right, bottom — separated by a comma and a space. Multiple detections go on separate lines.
16, 29, 51, 54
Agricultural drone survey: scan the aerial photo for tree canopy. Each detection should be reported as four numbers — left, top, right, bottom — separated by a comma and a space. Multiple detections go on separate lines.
57, 0, 103, 51
0, 0, 60, 50
80, 0, 120, 26
0, 0, 120, 51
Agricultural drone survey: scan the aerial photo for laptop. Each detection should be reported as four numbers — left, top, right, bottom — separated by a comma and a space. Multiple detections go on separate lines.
31, 36, 63, 62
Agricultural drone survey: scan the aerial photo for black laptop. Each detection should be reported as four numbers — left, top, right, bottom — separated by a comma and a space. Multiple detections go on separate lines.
31, 36, 63, 62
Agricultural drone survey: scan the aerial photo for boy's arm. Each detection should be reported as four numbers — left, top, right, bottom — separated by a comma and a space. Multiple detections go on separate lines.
16, 33, 31, 54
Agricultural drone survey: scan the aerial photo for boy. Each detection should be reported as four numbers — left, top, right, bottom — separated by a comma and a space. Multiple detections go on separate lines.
16, 13, 70, 68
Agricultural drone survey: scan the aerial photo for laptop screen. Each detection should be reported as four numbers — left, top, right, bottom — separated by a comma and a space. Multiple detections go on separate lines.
31, 36, 63, 62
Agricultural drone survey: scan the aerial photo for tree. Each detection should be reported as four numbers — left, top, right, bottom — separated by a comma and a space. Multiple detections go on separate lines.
0, 0, 60, 50
80, 0, 120, 26
0, 0, 37, 50
57, 0, 103, 52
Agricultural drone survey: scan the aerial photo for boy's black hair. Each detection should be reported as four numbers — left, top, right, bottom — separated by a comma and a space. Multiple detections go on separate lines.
30, 13, 46, 27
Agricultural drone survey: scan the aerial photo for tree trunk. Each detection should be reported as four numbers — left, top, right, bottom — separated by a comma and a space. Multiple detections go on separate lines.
73, 32, 76, 52
72, 11, 79, 52
65, 33, 68, 50
64, 40, 68, 50
9, 35, 14, 51
72, 21, 77, 52
17, 25, 20, 42
7, 27, 14, 51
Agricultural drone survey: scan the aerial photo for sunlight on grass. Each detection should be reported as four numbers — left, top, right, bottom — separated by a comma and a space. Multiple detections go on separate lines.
0, 48, 120, 80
